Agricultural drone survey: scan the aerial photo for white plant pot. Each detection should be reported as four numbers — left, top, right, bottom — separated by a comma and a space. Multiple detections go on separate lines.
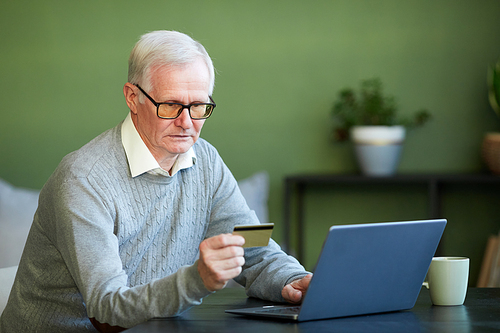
350, 126, 406, 176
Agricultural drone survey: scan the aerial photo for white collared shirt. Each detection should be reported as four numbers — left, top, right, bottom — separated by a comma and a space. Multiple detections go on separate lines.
121, 113, 196, 178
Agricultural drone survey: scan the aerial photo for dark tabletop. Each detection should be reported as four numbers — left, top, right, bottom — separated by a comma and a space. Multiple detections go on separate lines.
125, 287, 500, 332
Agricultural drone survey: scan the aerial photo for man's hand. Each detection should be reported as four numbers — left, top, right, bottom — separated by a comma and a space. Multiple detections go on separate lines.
197, 234, 245, 291
281, 274, 313, 304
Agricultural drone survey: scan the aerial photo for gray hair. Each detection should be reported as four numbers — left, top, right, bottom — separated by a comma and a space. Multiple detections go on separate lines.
128, 30, 215, 96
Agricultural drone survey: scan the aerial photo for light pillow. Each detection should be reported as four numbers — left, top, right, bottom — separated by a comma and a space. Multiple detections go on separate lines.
0, 265, 17, 315
237, 171, 269, 224
0, 179, 39, 268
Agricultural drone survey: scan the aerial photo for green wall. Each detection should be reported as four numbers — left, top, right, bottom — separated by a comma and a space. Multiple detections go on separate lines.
1, 1, 500, 284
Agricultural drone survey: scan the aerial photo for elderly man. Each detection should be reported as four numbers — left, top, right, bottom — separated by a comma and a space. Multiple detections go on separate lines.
0, 31, 310, 332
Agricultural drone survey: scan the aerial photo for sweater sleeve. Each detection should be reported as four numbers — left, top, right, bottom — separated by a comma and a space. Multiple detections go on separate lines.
202, 148, 308, 302
50, 173, 212, 328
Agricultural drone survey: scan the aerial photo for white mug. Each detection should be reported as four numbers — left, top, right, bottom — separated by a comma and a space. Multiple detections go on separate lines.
424, 257, 469, 306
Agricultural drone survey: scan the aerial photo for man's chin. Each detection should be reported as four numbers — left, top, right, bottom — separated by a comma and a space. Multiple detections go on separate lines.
166, 142, 194, 155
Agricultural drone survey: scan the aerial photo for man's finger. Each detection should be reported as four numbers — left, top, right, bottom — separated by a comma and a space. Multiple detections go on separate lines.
281, 274, 313, 304
282, 284, 303, 304
202, 234, 245, 250
291, 274, 313, 289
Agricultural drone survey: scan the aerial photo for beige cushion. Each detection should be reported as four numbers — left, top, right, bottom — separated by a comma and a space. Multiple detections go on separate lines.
0, 265, 18, 315
237, 171, 269, 224
0, 179, 39, 268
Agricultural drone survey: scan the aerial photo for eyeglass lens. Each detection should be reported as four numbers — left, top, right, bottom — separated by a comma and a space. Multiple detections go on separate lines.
158, 103, 214, 119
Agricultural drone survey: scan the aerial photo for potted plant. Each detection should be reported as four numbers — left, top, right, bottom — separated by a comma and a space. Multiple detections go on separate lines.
331, 78, 431, 176
483, 59, 500, 174
488, 58, 500, 117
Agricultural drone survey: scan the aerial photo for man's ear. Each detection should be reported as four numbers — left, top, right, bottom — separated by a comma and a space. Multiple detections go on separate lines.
123, 83, 139, 115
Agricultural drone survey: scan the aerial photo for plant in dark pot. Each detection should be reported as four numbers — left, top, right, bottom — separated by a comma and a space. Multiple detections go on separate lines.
483, 58, 500, 174
331, 78, 431, 176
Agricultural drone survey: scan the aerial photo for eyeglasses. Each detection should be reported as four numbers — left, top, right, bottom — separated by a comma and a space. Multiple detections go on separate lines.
135, 84, 216, 120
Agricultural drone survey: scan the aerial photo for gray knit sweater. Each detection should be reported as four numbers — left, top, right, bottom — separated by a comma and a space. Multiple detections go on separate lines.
0, 122, 306, 332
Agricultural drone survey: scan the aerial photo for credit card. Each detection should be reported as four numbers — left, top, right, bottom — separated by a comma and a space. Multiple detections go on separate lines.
232, 223, 274, 248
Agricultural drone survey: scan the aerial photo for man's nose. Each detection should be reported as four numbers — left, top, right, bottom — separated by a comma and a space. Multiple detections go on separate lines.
174, 108, 193, 127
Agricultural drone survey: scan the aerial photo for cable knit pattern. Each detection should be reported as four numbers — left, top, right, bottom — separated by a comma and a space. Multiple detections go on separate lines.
0, 121, 306, 332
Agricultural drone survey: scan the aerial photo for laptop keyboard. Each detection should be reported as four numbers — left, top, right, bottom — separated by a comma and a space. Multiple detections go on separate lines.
256, 306, 301, 315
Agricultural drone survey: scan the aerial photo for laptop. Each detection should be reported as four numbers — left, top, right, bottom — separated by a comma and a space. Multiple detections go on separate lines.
226, 219, 446, 321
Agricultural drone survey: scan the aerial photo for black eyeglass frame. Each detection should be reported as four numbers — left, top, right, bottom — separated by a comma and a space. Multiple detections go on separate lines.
135, 84, 216, 120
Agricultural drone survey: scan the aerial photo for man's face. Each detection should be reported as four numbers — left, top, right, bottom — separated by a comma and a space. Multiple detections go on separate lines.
130, 58, 210, 168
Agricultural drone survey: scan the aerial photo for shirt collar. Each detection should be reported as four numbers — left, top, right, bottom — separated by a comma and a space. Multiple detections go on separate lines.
121, 113, 196, 178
